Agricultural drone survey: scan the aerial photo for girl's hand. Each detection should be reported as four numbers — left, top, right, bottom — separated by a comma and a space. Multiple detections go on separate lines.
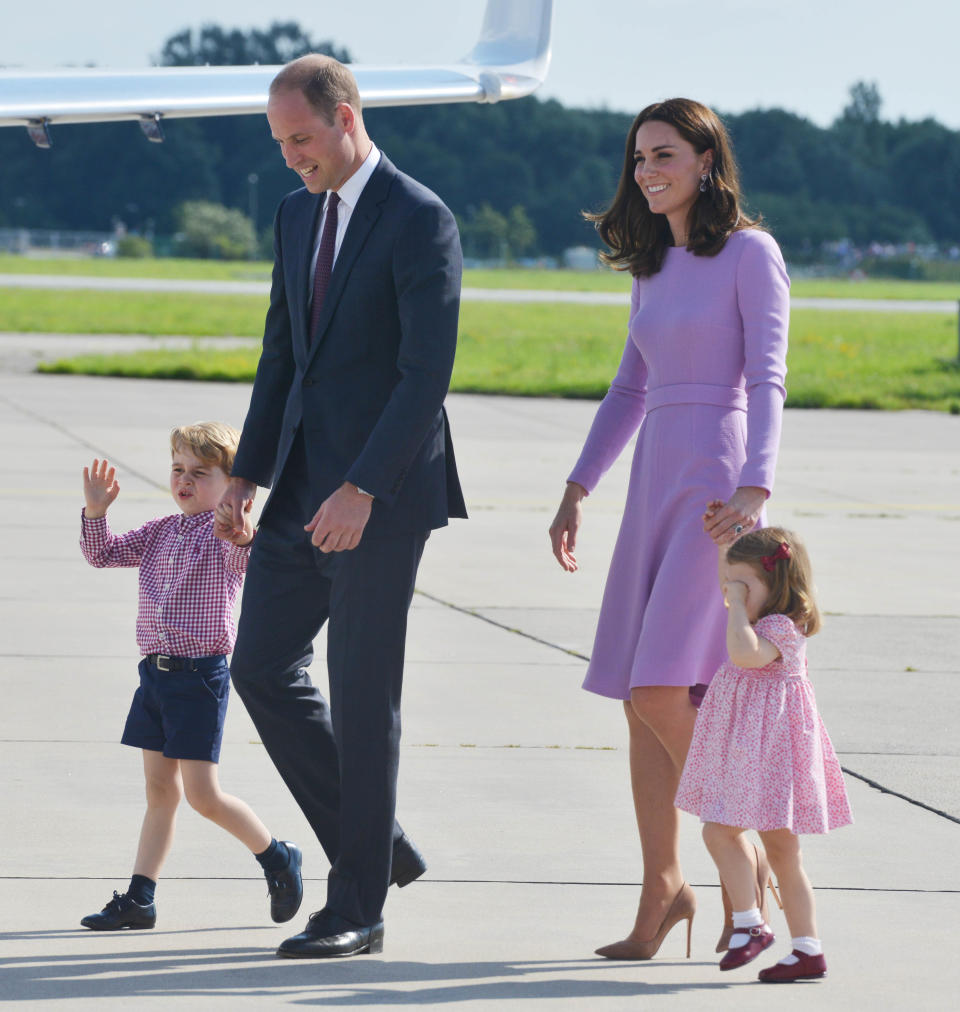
703, 486, 767, 545
549, 481, 587, 572
722, 579, 748, 609
82, 458, 120, 519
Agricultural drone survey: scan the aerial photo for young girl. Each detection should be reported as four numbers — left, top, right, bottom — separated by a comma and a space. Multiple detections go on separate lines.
675, 525, 852, 982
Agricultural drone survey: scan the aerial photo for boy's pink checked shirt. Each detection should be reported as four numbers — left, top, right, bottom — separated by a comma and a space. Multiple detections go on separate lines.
80, 509, 251, 658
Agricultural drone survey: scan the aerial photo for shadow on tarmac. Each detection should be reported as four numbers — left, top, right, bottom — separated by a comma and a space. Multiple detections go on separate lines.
1, 948, 751, 1003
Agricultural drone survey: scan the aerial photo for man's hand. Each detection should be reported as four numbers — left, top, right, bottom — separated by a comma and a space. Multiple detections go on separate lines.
82, 458, 120, 519
214, 508, 255, 547
215, 477, 257, 542
305, 482, 373, 552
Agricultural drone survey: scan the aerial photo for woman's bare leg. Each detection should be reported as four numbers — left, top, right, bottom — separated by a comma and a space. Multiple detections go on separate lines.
605, 687, 696, 942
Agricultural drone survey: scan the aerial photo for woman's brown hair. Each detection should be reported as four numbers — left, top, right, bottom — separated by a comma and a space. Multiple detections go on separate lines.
586, 98, 760, 277
726, 527, 822, 636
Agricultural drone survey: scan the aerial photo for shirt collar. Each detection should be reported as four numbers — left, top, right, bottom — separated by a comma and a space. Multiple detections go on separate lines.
179, 509, 214, 530
333, 143, 381, 213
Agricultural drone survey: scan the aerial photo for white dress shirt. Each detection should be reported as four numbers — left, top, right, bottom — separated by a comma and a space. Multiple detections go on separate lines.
308, 143, 381, 500
308, 143, 382, 288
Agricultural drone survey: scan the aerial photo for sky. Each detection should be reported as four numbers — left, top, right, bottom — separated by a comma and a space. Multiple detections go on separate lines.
2, 0, 958, 129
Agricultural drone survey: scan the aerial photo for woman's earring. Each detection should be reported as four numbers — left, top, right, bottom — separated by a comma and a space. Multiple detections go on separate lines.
699, 172, 710, 193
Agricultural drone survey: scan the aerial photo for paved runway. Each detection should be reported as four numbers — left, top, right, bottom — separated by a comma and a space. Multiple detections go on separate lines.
1, 369, 957, 1009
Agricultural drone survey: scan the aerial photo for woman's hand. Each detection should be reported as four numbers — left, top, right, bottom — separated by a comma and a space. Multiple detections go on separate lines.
703, 486, 767, 546
82, 458, 120, 519
549, 481, 587, 572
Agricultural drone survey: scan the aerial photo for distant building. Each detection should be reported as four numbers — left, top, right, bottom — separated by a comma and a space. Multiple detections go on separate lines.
562, 246, 600, 271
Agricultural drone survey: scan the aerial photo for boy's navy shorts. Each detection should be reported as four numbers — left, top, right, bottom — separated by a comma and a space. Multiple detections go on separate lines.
121, 654, 230, 763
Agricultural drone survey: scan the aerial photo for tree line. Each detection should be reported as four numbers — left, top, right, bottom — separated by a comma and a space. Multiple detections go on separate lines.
1, 23, 958, 261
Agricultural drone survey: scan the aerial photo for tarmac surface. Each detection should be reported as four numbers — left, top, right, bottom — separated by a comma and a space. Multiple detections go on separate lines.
1, 365, 958, 1009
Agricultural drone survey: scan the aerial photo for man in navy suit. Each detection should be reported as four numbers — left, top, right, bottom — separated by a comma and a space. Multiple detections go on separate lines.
216, 54, 465, 958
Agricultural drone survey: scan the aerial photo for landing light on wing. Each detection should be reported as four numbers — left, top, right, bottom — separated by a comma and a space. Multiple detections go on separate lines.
138, 113, 164, 143
26, 118, 52, 148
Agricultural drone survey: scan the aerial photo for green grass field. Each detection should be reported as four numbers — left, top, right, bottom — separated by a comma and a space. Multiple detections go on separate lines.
5, 254, 957, 411
35, 301, 960, 412
1, 255, 958, 300
1, 289, 266, 336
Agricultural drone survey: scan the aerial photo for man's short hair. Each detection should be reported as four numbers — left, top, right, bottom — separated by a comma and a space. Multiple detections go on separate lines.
270, 54, 362, 123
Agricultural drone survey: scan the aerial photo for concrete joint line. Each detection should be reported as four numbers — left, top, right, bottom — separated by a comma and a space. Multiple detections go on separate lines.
414, 588, 590, 661
840, 766, 960, 825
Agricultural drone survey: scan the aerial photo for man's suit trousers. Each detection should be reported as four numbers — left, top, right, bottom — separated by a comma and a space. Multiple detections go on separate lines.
229, 431, 427, 926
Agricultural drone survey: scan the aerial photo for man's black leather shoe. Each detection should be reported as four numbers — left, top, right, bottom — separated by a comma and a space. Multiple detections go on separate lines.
390, 834, 427, 888
277, 909, 384, 958
81, 891, 156, 931
265, 842, 303, 923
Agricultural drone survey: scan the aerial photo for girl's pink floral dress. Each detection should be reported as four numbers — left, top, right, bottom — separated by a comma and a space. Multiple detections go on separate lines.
676, 613, 853, 833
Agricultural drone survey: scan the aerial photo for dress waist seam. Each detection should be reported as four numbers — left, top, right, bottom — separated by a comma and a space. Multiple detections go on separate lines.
645, 383, 747, 414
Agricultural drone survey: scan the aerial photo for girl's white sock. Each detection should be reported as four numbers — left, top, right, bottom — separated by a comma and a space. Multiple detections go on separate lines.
729, 907, 763, 948
778, 935, 823, 965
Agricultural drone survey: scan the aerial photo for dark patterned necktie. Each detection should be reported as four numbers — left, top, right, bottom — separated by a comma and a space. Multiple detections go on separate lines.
309, 191, 340, 338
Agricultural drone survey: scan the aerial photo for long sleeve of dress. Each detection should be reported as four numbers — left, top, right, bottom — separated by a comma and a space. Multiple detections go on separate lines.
567, 280, 648, 493
735, 232, 790, 493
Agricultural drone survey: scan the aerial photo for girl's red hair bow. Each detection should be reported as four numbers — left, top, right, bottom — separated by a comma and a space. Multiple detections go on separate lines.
762, 542, 791, 572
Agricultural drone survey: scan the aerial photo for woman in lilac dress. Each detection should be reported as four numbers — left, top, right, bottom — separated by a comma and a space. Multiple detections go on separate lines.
549, 98, 789, 959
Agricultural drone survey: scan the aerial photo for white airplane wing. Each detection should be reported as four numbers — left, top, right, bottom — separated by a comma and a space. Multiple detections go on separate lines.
0, 0, 552, 147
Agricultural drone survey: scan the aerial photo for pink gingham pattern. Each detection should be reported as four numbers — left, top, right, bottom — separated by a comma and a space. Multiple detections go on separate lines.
675, 613, 853, 834
80, 510, 250, 657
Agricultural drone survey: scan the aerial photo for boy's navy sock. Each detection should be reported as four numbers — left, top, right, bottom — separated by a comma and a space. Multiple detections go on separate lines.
128, 874, 156, 906
255, 838, 289, 873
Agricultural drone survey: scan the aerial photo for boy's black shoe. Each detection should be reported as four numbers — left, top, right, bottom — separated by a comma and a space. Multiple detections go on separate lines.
81, 891, 157, 930
266, 842, 303, 923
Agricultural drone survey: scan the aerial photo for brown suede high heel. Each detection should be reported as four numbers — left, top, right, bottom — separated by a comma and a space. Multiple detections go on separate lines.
715, 844, 783, 953
596, 881, 696, 960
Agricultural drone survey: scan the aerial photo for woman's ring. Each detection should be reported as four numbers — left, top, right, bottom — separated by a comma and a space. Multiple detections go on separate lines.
734, 524, 743, 534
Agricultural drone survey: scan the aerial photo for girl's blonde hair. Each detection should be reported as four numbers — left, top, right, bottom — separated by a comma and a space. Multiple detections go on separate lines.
170, 421, 241, 477
726, 526, 822, 636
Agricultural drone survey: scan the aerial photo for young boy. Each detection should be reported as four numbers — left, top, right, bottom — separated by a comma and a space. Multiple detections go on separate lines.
78, 421, 302, 930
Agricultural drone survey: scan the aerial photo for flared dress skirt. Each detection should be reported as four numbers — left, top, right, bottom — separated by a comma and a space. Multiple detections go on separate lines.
582, 400, 759, 697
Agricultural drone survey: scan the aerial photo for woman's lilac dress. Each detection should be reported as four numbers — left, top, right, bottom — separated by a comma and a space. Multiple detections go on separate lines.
569, 229, 790, 697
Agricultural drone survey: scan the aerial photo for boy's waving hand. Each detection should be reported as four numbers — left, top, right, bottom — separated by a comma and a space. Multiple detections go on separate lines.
83, 458, 120, 519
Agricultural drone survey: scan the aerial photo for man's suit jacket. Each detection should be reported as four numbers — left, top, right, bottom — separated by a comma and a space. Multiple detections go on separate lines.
233, 153, 467, 537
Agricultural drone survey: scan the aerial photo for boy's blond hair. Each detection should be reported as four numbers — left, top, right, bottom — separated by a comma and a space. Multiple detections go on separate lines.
170, 421, 241, 476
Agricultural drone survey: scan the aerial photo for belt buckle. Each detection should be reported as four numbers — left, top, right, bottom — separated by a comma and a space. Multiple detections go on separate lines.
154, 654, 172, 671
